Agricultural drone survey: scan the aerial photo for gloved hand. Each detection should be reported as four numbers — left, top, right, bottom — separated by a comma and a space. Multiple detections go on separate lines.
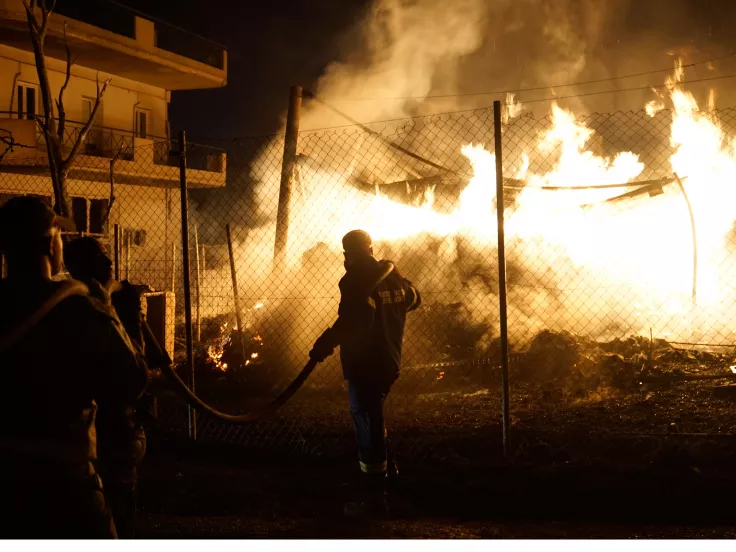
309, 332, 335, 362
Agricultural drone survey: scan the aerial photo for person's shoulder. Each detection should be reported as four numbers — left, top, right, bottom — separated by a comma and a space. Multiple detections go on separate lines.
54, 285, 116, 323
340, 269, 375, 295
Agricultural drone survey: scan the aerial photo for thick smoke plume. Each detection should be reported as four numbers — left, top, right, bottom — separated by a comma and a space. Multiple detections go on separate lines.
196, 0, 736, 384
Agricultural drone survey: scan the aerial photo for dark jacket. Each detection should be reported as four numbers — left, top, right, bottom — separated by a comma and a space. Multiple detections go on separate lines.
323, 256, 421, 386
88, 279, 156, 467
0, 278, 148, 472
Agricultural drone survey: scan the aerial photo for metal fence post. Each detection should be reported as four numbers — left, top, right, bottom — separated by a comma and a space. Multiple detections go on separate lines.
113, 224, 120, 281
494, 100, 511, 460
194, 223, 201, 342
178, 129, 197, 440
125, 231, 131, 281
273, 85, 302, 271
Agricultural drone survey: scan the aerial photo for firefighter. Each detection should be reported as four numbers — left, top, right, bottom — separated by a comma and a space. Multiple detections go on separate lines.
309, 229, 421, 519
65, 236, 167, 539
0, 196, 148, 538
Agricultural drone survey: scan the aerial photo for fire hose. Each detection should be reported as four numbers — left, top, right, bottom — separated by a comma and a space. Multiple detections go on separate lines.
1, 264, 395, 423
0, 280, 89, 354
155, 261, 394, 423
147, 261, 397, 423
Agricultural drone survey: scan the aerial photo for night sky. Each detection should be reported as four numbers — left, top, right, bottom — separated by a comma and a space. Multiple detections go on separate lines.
115, 0, 736, 141
117, 0, 370, 140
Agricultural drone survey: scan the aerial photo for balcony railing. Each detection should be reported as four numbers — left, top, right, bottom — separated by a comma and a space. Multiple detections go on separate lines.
0, 113, 225, 174
154, 139, 226, 173
55, 0, 136, 39
62, 120, 136, 161
53, 0, 226, 70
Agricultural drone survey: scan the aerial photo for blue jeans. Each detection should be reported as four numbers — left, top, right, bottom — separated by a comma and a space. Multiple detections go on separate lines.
347, 381, 390, 473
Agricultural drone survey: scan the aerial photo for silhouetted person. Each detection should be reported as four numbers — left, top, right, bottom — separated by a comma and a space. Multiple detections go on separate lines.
310, 230, 421, 519
0, 197, 148, 538
65, 236, 166, 539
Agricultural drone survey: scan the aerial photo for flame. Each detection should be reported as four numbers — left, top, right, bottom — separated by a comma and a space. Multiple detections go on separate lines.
503, 92, 524, 124
270, 60, 736, 345
205, 323, 263, 371
206, 323, 230, 371
645, 100, 665, 118
436, 370, 445, 380
207, 343, 226, 371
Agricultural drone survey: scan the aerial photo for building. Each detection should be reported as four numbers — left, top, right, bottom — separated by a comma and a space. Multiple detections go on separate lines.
0, 0, 226, 295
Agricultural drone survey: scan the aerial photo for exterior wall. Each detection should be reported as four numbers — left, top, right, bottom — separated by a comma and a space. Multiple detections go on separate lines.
0, 44, 168, 137
0, 172, 181, 293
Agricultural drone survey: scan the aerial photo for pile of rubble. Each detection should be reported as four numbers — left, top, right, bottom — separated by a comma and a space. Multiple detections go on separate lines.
516, 330, 732, 394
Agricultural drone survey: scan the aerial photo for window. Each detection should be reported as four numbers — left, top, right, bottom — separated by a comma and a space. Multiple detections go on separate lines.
135, 109, 149, 139
16, 83, 37, 120
124, 228, 146, 247
69, 197, 109, 235
71, 196, 88, 234
89, 199, 110, 235
82, 98, 94, 122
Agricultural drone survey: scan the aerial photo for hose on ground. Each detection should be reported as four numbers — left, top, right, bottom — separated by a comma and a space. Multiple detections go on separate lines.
158, 353, 320, 423
157, 261, 396, 423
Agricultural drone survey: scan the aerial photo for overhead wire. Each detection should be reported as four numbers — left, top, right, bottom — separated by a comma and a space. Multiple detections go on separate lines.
322, 53, 736, 102
299, 72, 736, 180
301, 72, 736, 133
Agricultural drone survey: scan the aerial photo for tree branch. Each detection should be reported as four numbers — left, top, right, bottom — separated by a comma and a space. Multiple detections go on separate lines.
37, 0, 55, 41
21, 0, 40, 36
63, 74, 110, 166
23, 0, 67, 216
56, 21, 73, 143
0, 129, 25, 162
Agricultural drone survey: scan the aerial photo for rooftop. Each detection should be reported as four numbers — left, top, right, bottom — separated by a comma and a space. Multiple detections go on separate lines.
0, 0, 227, 90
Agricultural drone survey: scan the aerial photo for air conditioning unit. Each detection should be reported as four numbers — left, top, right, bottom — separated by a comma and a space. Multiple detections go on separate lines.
142, 290, 175, 361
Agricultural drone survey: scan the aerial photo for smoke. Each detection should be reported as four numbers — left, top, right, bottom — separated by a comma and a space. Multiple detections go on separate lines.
196, 0, 736, 382
299, 0, 633, 127
299, 0, 487, 128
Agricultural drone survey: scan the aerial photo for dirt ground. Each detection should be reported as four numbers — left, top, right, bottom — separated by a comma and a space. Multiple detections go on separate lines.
136, 435, 736, 539
139, 338, 736, 538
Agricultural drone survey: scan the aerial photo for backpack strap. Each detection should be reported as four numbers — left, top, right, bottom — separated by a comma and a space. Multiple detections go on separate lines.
0, 280, 90, 354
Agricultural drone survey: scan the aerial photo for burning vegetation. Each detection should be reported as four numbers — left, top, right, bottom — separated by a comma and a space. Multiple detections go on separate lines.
184, 61, 736, 401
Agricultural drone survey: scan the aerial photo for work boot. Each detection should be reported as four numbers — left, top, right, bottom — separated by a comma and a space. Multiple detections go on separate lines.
343, 472, 389, 519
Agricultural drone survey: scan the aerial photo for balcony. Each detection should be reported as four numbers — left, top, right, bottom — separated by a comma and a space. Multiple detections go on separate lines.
0, 0, 227, 90
0, 116, 226, 188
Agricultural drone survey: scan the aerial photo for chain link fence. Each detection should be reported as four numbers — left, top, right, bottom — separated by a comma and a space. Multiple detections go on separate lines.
4, 96, 736, 465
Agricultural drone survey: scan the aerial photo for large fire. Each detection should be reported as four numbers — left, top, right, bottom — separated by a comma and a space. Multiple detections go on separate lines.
265, 63, 736, 349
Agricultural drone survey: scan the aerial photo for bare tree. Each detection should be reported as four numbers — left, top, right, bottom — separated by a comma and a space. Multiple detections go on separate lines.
21, 0, 110, 220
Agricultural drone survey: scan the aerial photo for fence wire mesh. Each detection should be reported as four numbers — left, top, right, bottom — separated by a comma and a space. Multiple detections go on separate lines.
4, 100, 736, 464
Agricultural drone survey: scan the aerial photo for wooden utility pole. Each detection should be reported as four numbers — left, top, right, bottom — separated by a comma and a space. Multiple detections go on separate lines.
273, 85, 302, 272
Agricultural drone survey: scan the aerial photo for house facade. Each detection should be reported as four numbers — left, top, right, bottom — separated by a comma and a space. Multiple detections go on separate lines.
0, 0, 226, 294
